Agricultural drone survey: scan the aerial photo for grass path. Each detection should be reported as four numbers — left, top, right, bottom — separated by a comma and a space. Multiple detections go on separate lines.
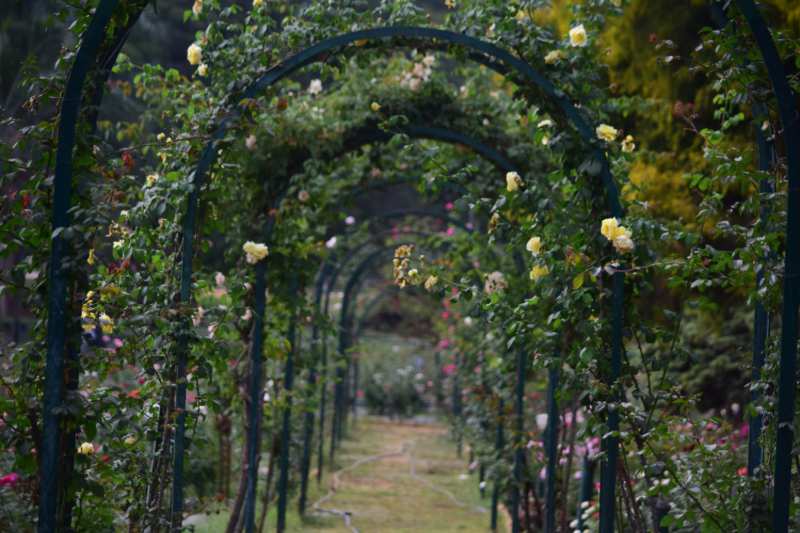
300, 416, 493, 532
191, 416, 502, 532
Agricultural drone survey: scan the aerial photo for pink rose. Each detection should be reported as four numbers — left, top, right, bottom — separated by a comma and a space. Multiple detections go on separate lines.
0, 473, 20, 488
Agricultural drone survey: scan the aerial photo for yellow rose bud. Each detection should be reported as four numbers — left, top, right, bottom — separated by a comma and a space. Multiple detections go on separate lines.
488, 212, 501, 233
370, 101, 381, 112
424, 275, 439, 291
621, 134, 636, 153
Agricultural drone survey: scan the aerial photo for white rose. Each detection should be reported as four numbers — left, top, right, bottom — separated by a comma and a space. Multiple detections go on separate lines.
569, 24, 588, 47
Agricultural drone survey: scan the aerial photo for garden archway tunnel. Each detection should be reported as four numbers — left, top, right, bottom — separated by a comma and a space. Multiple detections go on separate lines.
38, 2, 800, 533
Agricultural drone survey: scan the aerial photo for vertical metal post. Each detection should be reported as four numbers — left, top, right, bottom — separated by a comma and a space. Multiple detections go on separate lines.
732, 3, 800, 530
351, 356, 359, 421
576, 455, 595, 530
599, 270, 624, 533
299, 271, 327, 513
479, 354, 488, 498
747, 104, 774, 475
39, 3, 120, 531
544, 366, 559, 533
243, 261, 268, 533
341, 359, 351, 434
276, 277, 299, 533
491, 399, 504, 531
317, 337, 328, 482
453, 363, 463, 458
511, 348, 528, 533
329, 366, 342, 463
434, 350, 444, 407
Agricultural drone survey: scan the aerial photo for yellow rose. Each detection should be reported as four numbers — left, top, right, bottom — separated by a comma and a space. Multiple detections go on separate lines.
569, 24, 588, 47
596, 124, 619, 142
621, 134, 636, 153
156, 132, 166, 142
81, 293, 96, 322
146, 174, 158, 187
77, 442, 95, 455
526, 236, 542, 256
601, 218, 634, 252
253, 0, 264, 7
197, 63, 208, 77
187, 43, 203, 66
124, 435, 137, 446
505, 171, 523, 192
529, 264, 549, 282
192, 0, 202, 16
243, 241, 269, 264
613, 234, 635, 253
544, 50, 564, 64
99, 313, 114, 335
445, 0, 455, 8
424, 275, 439, 291
370, 101, 381, 112
601, 217, 620, 240
488, 212, 500, 233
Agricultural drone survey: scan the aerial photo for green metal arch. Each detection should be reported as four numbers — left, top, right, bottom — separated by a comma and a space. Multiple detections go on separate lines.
44, 11, 635, 533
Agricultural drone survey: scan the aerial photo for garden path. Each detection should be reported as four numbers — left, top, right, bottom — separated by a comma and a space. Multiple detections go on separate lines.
190, 416, 502, 532
299, 416, 495, 532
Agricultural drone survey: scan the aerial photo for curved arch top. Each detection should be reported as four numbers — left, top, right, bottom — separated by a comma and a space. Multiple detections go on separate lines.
230, 26, 623, 217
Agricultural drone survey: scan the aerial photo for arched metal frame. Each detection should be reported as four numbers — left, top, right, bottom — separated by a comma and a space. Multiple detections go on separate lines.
730, 3, 800, 529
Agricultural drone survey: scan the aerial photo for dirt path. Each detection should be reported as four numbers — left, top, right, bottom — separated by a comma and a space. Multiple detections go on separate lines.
297, 417, 496, 533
